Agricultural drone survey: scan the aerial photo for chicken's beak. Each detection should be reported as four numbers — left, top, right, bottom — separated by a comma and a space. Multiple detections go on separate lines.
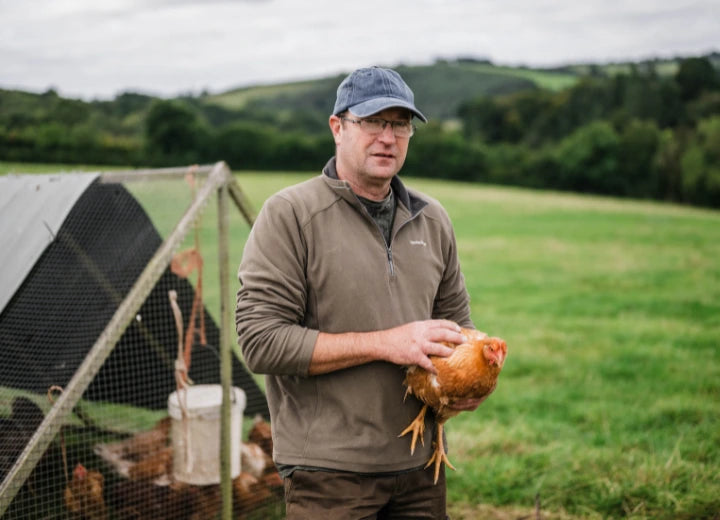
497, 349, 507, 367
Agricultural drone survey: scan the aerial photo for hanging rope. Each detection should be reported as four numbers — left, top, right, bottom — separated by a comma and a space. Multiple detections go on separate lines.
170, 165, 206, 385
168, 289, 193, 472
167, 165, 211, 474
170, 249, 205, 371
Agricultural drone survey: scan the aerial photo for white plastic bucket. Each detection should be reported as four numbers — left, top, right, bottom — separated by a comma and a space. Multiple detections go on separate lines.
167, 384, 246, 485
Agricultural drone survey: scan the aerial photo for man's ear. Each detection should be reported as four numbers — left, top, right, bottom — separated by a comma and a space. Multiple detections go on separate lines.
329, 115, 342, 146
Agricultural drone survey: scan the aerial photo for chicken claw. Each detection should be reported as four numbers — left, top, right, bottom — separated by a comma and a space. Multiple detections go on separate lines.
398, 404, 428, 455
424, 424, 455, 484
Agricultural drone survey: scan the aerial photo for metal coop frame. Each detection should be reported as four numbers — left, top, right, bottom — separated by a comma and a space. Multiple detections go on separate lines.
0, 162, 279, 519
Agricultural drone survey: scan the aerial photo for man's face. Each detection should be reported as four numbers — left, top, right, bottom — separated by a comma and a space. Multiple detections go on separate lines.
330, 107, 412, 190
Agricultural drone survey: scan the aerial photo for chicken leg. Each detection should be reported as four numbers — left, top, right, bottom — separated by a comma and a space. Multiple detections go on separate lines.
425, 422, 455, 484
398, 404, 428, 455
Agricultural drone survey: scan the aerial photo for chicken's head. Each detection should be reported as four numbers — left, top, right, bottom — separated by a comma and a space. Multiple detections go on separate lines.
482, 338, 507, 368
72, 463, 87, 481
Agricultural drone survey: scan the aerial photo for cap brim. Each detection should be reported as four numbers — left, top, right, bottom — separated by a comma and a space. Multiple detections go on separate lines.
343, 96, 427, 123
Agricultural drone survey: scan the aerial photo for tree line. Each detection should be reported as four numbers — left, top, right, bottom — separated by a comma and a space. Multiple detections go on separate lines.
454, 57, 720, 207
1, 56, 718, 207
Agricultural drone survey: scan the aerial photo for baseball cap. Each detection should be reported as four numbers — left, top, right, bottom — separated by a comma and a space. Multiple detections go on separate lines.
332, 67, 427, 123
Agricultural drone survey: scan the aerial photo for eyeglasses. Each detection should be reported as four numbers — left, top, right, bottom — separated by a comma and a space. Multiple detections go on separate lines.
341, 116, 415, 138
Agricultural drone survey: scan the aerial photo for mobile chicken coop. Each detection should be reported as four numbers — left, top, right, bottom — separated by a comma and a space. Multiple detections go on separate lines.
0, 163, 283, 519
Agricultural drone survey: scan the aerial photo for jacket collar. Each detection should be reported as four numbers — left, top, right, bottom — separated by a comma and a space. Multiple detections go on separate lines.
322, 157, 427, 216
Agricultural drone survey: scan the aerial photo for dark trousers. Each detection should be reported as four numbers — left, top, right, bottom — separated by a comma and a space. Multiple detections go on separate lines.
283, 466, 447, 519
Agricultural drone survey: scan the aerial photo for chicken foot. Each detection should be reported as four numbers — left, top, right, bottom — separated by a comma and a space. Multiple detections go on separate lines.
398, 404, 428, 455
425, 423, 455, 485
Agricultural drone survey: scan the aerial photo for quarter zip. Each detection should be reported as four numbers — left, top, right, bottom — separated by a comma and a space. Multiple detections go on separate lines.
347, 180, 427, 281
384, 209, 424, 279
367, 216, 395, 279
387, 247, 395, 277
356, 199, 399, 279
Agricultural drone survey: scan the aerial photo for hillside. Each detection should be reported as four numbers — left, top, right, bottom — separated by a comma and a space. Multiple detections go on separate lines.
205, 59, 577, 120
2, 53, 718, 208
1, 58, 582, 167
0, 58, 577, 150
2, 54, 708, 136
203, 54, 713, 121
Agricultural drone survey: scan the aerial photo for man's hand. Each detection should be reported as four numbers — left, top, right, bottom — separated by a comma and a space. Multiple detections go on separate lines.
377, 319, 466, 374
309, 320, 465, 376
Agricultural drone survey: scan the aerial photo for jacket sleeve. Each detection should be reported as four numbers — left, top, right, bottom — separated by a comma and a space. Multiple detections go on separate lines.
235, 194, 319, 376
432, 207, 474, 329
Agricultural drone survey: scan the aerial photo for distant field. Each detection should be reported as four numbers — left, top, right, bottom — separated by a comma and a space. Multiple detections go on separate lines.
460, 62, 578, 91
568, 61, 680, 78
207, 79, 330, 110
2, 163, 719, 519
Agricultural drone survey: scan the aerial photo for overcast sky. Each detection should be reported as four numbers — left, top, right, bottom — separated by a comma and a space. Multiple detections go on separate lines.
2, 0, 719, 100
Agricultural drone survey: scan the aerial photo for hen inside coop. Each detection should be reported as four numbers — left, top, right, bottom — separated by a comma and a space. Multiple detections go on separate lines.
0, 167, 283, 519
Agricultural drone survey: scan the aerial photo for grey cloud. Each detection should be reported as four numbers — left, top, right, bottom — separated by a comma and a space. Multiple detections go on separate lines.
1, 0, 718, 99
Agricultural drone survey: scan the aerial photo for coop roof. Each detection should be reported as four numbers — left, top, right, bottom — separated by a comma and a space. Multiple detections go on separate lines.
0, 173, 99, 312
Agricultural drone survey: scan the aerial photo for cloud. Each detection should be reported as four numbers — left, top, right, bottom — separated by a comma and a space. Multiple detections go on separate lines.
1, 0, 718, 98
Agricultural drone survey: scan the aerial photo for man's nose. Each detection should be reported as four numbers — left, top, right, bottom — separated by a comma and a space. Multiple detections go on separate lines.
377, 122, 396, 142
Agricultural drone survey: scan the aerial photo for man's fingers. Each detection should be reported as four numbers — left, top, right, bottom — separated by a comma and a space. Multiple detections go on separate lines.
447, 330, 468, 345
387, 320, 468, 368
427, 320, 462, 334
419, 356, 437, 375
425, 325, 466, 346
426, 343, 455, 358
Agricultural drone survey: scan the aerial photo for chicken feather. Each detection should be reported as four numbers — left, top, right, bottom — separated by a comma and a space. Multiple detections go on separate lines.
400, 328, 507, 483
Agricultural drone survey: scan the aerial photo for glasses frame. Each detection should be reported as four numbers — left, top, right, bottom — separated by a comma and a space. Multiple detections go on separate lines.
340, 116, 416, 138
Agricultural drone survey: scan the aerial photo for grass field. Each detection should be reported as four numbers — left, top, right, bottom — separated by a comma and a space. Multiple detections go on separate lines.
2, 162, 719, 519
460, 62, 578, 91
207, 80, 330, 110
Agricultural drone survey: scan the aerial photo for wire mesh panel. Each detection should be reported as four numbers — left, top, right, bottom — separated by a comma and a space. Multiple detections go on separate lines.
0, 167, 284, 519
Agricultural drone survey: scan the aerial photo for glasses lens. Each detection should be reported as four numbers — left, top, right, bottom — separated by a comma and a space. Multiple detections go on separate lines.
360, 118, 414, 137
393, 121, 413, 137
361, 118, 385, 134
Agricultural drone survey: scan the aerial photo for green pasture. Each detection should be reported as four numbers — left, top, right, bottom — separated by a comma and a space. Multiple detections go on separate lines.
207, 79, 328, 111
2, 162, 719, 519
459, 62, 578, 91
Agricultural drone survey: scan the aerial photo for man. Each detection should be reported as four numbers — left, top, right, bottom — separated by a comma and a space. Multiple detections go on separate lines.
236, 66, 482, 519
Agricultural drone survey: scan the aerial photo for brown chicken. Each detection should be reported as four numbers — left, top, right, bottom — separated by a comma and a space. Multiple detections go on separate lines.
122, 416, 171, 461
399, 328, 507, 483
64, 463, 107, 520
128, 446, 173, 481
247, 415, 273, 458
241, 441, 273, 479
